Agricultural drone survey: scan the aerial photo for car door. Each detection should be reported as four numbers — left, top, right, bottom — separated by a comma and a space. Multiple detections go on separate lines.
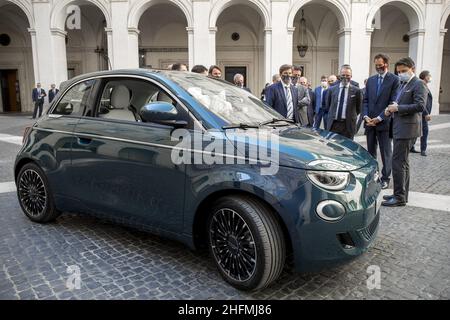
33, 79, 96, 209
70, 75, 193, 234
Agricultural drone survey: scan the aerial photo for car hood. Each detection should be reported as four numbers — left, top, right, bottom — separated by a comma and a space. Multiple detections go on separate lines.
225, 126, 374, 171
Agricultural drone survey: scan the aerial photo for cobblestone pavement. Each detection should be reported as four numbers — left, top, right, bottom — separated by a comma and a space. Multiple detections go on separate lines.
0, 114, 449, 300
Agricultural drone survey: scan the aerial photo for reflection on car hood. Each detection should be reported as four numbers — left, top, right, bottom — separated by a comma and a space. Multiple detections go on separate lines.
225, 126, 374, 171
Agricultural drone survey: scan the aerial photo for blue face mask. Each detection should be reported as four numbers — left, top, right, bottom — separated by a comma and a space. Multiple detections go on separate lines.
398, 72, 411, 83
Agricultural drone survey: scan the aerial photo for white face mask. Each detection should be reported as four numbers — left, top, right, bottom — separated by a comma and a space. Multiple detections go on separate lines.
321, 81, 328, 88
398, 72, 411, 83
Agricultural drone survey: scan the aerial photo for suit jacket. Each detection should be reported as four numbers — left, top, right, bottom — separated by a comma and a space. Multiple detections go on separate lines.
307, 88, 315, 125
326, 84, 363, 135
32, 88, 46, 103
363, 72, 400, 131
423, 87, 432, 116
265, 81, 301, 123
296, 85, 310, 109
314, 86, 326, 113
48, 88, 60, 104
391, 76, 427, 140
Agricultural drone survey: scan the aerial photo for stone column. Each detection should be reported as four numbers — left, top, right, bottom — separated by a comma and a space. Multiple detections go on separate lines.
192, 0, 215, 67
128, 28, 140, 69
109, 0, 130, 69
338, 28, 351, 67
348, 0, 372, 84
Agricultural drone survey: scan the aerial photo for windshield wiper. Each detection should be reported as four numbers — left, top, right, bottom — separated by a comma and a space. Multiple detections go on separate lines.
222, 123, 260, 130
259, 118, 295, 127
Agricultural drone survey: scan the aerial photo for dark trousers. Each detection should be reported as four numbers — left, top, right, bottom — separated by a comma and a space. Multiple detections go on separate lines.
420, 118, 429, 152
411, 116, 430, 152
313, 109, 325, 129
356, 114, 364, 133
32, 100, 44, 119
330, 120, 354, 140
392, 138, 412, 202
366, 128, 392, 183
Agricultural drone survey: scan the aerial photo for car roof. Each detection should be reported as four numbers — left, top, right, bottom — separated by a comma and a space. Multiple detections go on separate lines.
59, 68, 177, 91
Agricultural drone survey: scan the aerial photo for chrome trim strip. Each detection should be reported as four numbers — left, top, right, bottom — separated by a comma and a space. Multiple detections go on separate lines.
33, 127, 262, 163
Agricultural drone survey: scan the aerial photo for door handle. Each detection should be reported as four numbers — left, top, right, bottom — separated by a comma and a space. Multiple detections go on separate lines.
77, 137, 93, 145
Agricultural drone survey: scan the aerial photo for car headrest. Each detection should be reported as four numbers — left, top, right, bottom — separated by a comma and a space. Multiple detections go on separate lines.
157, 91, 173, 104
111, 85, 130, 109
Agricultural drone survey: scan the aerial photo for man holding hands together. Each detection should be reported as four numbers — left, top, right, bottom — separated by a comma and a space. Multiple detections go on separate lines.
363, 54, 400, 189
381, 57, 427, 207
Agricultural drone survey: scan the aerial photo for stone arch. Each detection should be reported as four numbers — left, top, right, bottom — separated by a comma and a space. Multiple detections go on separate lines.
441, 4, 450, 30
366, 0, 424, 31
209, 0, 270, 28
4, 0, 34, 28
128, 0, 193, 29
50, 0, 111, 30
287, 0, 350, 30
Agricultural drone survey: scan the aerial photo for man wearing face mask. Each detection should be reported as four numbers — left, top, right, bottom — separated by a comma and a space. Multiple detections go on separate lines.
362, 54, 400, 189
292, 65, 310, 126
313, 75, 329, 129
410, 70, 433, 156
265, 64, 301, 123
382, 57, 427, 207
325, 65, 362, 140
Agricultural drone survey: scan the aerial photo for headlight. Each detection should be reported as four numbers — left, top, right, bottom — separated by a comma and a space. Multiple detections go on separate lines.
307, 171, 350, 191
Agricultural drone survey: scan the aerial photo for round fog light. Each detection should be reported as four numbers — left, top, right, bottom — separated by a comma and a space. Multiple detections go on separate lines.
316, 200, 346, 222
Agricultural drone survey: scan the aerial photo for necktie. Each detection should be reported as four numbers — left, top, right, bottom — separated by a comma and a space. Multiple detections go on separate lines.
377, 76, 383, 96
285, 86, 294, 120
395, 83, 406, 103
336, 86, 346, 120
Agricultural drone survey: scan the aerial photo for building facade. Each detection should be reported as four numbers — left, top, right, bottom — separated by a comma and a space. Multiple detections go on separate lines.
0, 0, 449, 114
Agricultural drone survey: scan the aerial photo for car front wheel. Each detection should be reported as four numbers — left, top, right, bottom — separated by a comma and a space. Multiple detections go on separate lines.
208, 195, 286, 291
16, 162, 61, 223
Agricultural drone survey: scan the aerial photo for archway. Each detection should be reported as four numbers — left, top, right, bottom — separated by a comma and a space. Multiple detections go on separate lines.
369, 1, 423, 73
439, 15, 450, 113
138, 3, 188, 69
0, 0, 34, 112
291, 1, 347, 87
215, 3, 267, 94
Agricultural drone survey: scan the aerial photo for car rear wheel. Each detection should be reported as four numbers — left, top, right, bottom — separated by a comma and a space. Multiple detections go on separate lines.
207, 195, 286, 291
16, 163, 61, 223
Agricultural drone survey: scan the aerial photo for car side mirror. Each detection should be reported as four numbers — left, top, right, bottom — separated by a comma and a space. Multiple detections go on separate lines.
140, 102, 186, 128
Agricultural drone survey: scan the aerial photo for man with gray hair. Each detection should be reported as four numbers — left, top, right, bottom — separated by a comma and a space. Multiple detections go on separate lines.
233, 73, 251, 93
292, 65, 310, 126
325, 65, 362, 139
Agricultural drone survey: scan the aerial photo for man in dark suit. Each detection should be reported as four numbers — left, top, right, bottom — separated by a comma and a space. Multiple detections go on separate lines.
382, 57, 427, 207
299, 77, 315, 126
313, 75, 329, 129
265, 64, 301, 123
326, 65, 362, 140
292, 65, 310, 125
363, 54, 400, 189
48, 84, 59, 104
32, 83, 46, 119
410, 70, 433, 156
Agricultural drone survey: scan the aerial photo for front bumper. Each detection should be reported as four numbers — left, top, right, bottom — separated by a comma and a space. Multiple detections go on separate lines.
288, 164, 382, 272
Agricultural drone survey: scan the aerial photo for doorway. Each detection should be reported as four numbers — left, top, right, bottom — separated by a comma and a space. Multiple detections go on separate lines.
0, 69, 21, 112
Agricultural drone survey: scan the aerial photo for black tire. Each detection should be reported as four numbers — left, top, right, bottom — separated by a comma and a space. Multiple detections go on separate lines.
16, 162, 61, 223
207, 195, 286, 291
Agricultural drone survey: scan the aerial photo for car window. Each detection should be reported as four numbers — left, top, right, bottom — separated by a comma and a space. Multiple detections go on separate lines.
52, 80, 94, 116
96, 78, 189, 125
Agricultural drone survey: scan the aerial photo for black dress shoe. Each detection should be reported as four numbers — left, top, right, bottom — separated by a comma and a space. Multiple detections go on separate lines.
410, 148, 420, 153
383, 194, 394, 200
421, 151, 427, 156
381, 181, 389, 189
381, 198, 406, 207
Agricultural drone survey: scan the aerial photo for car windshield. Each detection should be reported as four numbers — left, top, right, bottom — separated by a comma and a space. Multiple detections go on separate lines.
163, 72, 285, 126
